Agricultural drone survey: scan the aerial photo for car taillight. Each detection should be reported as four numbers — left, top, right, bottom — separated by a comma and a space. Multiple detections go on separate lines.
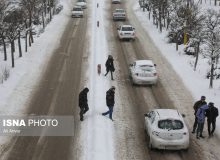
152, 131, 159, 136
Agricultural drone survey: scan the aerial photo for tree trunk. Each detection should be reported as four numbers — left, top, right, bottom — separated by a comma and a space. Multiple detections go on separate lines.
18, 31, 22, 57
42, 12, 45, 28
11, 41, 15, 68
159, 7, 162, 32
25, 31, 28, 52
2, 37, 7, 61
194, 42, 200, 71
176, 33, 178, 51
209, 57, 214, 88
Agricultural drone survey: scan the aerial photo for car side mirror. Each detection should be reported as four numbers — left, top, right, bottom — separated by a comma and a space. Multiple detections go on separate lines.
117, 27, 120, 30
181, 114, 186, 118
144, 113, 150, 117
154, 64, 157, 67
129, 64, 134, 67
133, 27, 135, 30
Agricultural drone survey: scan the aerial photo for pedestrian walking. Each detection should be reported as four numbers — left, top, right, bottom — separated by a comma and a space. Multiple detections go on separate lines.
205, 102, 219, 137
102, 86, 115, 121
78, 87, 89, 121
104, 55, 115, 80
196, 102, 208, 139
192, 96, 207, 134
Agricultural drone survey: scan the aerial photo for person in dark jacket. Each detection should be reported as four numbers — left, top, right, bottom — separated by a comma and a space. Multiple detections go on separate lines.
102, 86, 115, 121
104, 55, 115, 80
192, 96, 207, 134
196, 102, 208, 139
79, 87, 89, 121
205, 102, 219, 137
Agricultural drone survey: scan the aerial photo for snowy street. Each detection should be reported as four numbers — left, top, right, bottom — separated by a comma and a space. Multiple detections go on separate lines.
0, 0, 220, 160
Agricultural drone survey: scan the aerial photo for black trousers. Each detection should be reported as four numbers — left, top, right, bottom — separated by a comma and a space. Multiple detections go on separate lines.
79, 105, 89, 120
105, 70, 114, 80
207, 119, 216, 135
192, 116, 198, 132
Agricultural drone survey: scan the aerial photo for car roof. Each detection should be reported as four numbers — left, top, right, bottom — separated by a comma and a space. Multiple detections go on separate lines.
135, 60, 154, 66
73, 6, 82, 8
115, 9, 125, 11
121, 25, 133, 27
154, 109, 183, 120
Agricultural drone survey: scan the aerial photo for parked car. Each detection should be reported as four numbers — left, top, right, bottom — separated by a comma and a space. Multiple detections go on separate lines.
117, 25, 135, 40
129, 60, 158, 85
144, 109, 189, 150
72, 6, 83, 18
76, 0, 87, 9
113, 9, 126, 21
112, 0, 121, 4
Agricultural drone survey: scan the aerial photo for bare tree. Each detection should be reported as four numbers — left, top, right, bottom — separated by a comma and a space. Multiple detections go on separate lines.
203, 9, 220, 88
19, 0, 40, 47
0, 0, 8, 61
4, 10, 23, 67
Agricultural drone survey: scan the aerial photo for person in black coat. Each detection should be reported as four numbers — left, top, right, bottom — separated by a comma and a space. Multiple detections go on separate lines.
205, 102, 219, 137
104, 55, 115, 80
192, 96, 207, 134
79, 87, 89, 121
102, 86, 115, 121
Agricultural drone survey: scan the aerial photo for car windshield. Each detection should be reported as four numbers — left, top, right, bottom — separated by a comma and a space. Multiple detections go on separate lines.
78, 0, 85, 2
158, 119, 183, 130
122, 27, 133, 31
73, 8, 82, 11
116, 9, 124, 13
138, 65, 153, 72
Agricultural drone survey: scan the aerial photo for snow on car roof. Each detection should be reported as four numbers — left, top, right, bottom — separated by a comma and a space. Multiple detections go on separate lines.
121, 24, 133, 27
135, 60, 154, 66
154, 109, 183, 120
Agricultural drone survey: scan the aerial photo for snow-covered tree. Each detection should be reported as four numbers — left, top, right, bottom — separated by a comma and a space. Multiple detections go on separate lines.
184, 3, 206, 71
0, 0, 8, 61
203, 9, 220, 88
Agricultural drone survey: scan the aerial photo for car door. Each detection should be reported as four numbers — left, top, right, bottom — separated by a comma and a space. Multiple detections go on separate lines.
145, 111, 155, 136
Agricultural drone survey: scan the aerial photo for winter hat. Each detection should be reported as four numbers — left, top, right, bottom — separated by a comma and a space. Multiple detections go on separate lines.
208, 102, 214, 107
84, 87, 89, 92
201, 96, 206, 100
111, 86, 115, 90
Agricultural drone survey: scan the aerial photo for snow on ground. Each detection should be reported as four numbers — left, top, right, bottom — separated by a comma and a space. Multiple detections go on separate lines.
0, 0, 73, 152
133, 0, 220, 136
0, 0, 220, 158
79, 0, 115, 159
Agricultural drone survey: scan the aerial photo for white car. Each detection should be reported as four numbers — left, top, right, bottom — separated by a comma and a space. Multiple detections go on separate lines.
129, 60, 158, 85
144, 109, 189, 150
76, 0, 87, 9
113, 9, 126, 21
112, 0, 121, 4
117, 25, 135, 40
72, 6, 83, 18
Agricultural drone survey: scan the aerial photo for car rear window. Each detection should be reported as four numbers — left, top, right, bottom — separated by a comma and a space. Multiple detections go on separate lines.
116, 10, 124, 13
158, 119, 183, 130
73, 8, 82, 11
122, 27, 133, 31
138, 65, 153, 71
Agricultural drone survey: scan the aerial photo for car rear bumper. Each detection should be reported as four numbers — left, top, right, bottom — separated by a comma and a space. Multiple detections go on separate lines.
132, 76, 157, 85
151, 136, 189, 150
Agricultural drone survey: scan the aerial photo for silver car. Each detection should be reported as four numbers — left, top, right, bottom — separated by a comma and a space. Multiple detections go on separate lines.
144, 109, 189, 150
113, 9, 126, 21
129, 60, 158, 85
72, 6, 83, 18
